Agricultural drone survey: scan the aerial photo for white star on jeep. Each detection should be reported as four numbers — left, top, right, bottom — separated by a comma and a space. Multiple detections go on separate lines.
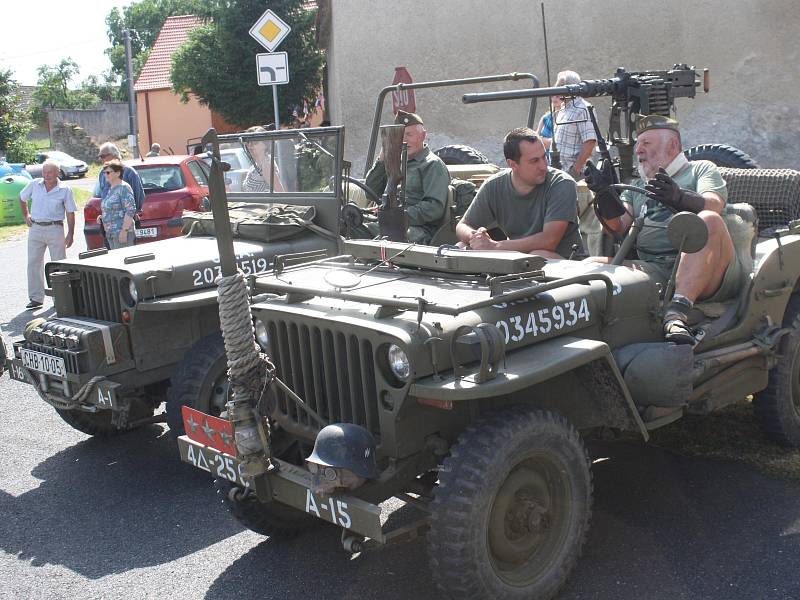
186, 414, 199, 434
201, 419, 216, 440
219, 429, 232, 446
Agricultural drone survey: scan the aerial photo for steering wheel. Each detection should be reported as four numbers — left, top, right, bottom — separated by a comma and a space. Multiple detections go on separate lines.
343, 175, 382, 205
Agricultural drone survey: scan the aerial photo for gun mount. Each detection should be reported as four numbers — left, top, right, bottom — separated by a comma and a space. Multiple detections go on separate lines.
463, 64, 709, 181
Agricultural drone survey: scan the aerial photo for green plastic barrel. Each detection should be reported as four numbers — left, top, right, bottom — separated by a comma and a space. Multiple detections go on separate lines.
0, 175, 28, 226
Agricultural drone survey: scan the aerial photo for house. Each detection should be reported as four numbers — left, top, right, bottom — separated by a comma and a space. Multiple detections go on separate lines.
134, 15, 237, 156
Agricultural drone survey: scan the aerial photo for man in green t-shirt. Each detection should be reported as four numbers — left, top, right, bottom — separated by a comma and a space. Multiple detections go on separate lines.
456, 127, 583, 259
584, 115, 740, 344
362, 110, 450, 244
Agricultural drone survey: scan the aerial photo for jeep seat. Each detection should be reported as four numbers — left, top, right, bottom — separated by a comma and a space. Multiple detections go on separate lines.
718, 167, 800, 237
428, 185, 457, 247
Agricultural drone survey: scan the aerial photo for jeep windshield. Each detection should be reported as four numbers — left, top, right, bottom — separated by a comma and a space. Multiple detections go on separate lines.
222, 127, 342, 197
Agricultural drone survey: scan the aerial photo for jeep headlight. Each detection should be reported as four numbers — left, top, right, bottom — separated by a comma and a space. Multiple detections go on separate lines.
121, 277, 138, 307
387, 344, 410, 381
254, 319, 269, 350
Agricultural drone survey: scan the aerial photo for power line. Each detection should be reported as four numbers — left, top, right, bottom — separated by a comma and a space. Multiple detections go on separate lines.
1, 37, 110, 61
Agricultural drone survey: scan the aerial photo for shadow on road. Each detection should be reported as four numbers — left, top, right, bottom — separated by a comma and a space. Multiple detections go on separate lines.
0, 425, 242, 578
205, 441, 800, 600
2, 306, 56, 338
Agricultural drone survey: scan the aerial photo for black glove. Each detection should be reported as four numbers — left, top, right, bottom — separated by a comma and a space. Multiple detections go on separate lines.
584, 160, 626, 219
583, 159, 614, 194
644, 168, 705, 213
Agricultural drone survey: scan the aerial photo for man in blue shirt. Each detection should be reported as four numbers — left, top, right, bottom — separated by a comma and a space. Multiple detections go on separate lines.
97, 142, 145, 210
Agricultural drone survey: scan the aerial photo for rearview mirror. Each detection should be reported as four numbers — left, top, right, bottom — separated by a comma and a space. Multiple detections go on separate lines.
667, 211, 708, 253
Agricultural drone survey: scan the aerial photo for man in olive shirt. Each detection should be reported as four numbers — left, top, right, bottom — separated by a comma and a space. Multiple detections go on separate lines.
456, 127, 583, 259
584, 115, 739, 344
363, 110, 450, 244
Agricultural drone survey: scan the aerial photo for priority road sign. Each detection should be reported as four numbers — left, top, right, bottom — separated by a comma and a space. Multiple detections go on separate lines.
249, 9, 291, 52
256, 52, 290, 86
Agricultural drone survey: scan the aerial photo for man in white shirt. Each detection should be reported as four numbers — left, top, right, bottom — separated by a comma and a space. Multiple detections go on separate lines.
18, 159, 76, 309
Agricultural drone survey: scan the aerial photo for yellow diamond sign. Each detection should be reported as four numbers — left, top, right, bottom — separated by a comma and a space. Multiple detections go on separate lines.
249, 9, 291, 52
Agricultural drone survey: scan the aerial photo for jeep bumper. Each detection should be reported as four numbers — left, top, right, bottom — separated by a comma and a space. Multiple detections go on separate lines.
177, 434, 385, 542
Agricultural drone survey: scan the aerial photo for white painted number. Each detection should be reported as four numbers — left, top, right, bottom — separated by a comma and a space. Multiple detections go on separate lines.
494, 298, 591, 344
192, 258, 270, 287
305, 489, 352, 527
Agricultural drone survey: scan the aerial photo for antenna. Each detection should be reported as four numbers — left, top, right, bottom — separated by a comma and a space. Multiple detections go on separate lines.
540, 3, 562, 169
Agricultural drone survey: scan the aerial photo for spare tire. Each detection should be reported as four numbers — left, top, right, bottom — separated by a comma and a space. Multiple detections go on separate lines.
434, 144, 490, 165
684, 144, 758, 169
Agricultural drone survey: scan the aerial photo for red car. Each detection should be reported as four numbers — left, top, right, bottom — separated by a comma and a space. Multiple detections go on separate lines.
83, 154, 211, 250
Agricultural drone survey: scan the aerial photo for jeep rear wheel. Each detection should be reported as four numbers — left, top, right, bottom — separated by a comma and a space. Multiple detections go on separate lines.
754, 294, 800, 447
434, 144, 490, 165
166, 333, 229, 436
428, 407, 592, 600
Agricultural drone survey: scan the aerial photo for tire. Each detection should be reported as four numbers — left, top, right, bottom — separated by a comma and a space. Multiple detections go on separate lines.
434, 144, 490, 166
753, 294, 800, 447
684, 144, 758, 169
428, 407, 592, 600
55, 399, 154, 437
59, 169, 66, 179
166, 333, 230, 436
215, 439, 321, 539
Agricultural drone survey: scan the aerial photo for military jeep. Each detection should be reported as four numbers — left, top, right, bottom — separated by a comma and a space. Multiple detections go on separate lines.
178, 143, 800, 598
3, 126, 345, 435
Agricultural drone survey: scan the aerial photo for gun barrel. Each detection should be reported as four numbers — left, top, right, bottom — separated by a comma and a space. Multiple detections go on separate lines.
463, 77, 623, 104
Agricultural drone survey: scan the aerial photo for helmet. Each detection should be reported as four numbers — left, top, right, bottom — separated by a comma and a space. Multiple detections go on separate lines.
307, 423, 379, 480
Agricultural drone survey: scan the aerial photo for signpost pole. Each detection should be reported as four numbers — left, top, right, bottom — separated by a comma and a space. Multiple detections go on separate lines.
272, 85, 280, 130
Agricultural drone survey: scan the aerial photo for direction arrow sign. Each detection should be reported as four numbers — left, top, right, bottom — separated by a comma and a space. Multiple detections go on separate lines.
249, 9, 291, 52
256, 52, 290, 86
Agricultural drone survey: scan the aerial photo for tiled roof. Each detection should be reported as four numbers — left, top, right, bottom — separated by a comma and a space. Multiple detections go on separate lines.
134, 15, 203, 92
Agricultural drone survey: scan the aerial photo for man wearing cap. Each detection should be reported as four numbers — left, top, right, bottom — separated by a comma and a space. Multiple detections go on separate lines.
456, 127, 583, 259
363, 110, 450, 244
18, 159, 76, 309
584, 114, 740, 344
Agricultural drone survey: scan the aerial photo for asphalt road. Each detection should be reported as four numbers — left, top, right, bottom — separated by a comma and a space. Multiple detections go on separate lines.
1, 232, 800, 599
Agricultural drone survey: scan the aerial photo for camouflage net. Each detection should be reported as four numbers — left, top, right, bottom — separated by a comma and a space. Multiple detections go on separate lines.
719, 168, 800, 235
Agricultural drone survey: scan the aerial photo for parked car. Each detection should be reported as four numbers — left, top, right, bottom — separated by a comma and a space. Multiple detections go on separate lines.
32, 150, 89, 179
83, 154, 211, 250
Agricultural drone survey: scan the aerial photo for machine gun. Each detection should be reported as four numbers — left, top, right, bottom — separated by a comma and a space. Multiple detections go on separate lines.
463, 64, 709, 181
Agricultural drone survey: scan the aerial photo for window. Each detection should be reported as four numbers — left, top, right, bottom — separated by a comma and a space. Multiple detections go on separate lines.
135, 166, 185, 192
187, 160, 209, 186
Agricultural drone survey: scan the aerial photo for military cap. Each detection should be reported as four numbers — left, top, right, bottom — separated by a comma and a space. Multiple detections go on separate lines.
635, 114, 680, 136
395, 110, 424, 126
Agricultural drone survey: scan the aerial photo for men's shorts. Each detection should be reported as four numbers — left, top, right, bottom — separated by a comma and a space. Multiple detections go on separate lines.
632, 252, 743, 303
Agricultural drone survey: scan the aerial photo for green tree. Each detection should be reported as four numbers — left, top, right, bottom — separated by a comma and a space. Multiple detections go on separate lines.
33, 58, 80, 111
0, 69, 35, 163
105, 0, 208, 99
170, 0, 324, 127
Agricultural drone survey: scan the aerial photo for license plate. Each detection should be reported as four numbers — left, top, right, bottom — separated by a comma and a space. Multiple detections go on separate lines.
135, 227, 158, 238
181, 438, 249, 487
20, 349, 65, 378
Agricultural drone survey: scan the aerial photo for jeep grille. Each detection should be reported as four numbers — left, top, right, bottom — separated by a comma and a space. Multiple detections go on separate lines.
268, 320, 380, 438
75, 271, 123, 323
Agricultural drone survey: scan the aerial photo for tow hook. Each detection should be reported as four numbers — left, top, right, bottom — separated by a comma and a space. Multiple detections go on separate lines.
341, 530, 366, 554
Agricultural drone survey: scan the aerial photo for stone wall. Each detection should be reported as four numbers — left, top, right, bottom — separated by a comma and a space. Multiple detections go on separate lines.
327, 0, 800, 175
51, 123, 99, 163
47, 102, 129, 144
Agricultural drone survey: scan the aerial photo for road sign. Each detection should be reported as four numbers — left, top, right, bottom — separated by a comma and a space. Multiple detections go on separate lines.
249, 9, 291, 52
256, 52, 290, 86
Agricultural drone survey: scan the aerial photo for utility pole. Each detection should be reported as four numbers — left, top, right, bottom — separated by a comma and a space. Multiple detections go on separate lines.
123, 29, 139, 157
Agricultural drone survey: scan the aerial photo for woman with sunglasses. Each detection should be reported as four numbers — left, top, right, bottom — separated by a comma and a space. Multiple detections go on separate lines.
98, 160, 136, 249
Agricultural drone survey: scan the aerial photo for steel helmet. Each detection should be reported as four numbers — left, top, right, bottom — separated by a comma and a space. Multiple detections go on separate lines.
307, 423, 379, 479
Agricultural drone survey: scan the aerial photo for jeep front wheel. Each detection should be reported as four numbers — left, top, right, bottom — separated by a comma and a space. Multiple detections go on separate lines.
166, 333, 229, 435
754, 294, 800, 447
428, 407, 592, 600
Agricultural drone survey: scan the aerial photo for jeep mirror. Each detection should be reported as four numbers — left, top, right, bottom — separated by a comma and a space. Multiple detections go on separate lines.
667, 211, 708, 254
323, 269, 361, 290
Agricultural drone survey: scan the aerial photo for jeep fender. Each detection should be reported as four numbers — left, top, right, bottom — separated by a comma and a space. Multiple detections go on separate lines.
752, 234, 800, 325
409, 335, 648, 440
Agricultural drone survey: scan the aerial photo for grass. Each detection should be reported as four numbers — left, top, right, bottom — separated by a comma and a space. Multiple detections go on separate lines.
646, 398, 800, 480
0, 188, 91, 243
32, 138, 51, 150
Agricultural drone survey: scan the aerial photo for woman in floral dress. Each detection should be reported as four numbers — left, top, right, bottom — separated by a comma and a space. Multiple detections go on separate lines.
99, 159, 137, 249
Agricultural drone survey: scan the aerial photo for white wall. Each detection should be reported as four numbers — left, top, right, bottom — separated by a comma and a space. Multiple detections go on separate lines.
328, 0, 800, 175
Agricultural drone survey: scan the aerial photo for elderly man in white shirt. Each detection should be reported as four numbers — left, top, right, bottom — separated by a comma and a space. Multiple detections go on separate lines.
18, 159, 76, 309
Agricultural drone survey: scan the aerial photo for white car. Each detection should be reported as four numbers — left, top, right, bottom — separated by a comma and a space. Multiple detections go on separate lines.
219, 145, 252, 192
33, 150, 88, 179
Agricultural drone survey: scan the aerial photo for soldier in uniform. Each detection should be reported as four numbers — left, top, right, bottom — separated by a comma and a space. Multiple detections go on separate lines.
362, 110, 450, 244
585, 115, 742, 344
